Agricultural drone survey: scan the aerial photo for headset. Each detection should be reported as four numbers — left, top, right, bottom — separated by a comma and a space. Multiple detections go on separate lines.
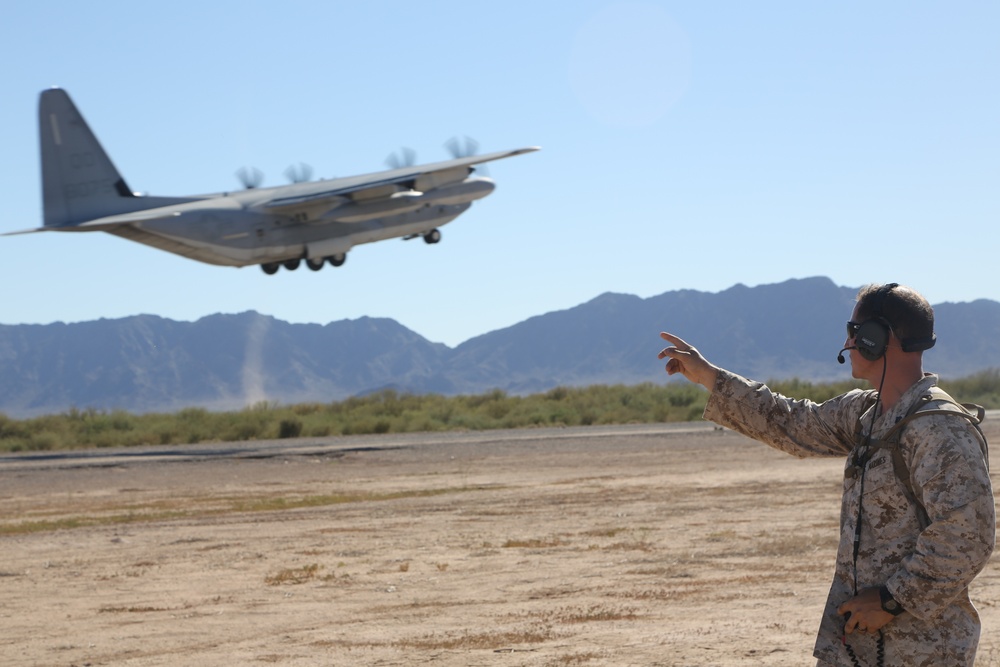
852, 283, 936, 361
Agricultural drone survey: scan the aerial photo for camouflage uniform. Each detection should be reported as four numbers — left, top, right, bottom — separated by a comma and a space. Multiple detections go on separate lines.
704, 370, 994, 666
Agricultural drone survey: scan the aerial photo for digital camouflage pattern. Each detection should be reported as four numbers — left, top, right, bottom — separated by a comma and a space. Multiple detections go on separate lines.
704, 371, 994, 666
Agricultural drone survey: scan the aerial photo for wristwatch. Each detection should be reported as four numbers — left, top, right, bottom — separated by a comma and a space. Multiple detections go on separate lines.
879, 585, 905, 616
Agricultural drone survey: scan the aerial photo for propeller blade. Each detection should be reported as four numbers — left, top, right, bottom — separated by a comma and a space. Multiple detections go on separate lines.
236, 167, 264, 189
445, 136, 479, 159
284, 162, 314, 184
385, 147, 417, 170
445, 136, 488, 175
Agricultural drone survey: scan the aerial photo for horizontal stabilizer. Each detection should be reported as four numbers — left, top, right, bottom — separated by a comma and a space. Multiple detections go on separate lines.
1, 227, 51, 236
76, 210, 183, 229
4, 207, 183, 235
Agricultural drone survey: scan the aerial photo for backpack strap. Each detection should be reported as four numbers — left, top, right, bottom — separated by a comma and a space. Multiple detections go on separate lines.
856, 388, 989, 529
884, 388, 988, 467
852, 390, 880, 445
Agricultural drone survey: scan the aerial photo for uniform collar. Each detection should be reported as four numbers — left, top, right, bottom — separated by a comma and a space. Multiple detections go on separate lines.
871, 373, 938, 435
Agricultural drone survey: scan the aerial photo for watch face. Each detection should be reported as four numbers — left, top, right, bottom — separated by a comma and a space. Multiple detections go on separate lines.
885, 599, 900, 611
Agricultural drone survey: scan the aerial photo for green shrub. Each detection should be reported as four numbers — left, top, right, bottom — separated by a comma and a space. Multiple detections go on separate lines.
278, 419, 303, 439
2, 369, 998, 453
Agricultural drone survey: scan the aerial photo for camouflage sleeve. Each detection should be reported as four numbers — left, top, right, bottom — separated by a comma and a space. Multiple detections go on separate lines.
886, 415, 995, 619
703, 369, 863, 458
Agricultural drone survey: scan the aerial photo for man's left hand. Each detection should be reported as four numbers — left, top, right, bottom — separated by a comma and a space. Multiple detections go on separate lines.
838, 588, 895, 635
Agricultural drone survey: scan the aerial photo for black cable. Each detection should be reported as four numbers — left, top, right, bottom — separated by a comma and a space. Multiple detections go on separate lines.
844, 356, 888, 667
844, 631, 884, 667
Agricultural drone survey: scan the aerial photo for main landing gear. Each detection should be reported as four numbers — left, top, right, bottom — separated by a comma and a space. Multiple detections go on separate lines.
257, 228, 439, 275
259, 252, 348, 275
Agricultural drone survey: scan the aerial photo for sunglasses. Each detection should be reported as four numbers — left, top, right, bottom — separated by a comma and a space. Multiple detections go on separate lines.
846, 321, 862, 339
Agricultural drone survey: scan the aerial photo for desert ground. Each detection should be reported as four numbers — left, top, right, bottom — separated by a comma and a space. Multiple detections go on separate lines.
3, 421, 1000, 667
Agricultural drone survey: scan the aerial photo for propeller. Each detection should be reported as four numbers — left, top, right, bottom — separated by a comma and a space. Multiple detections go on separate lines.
385, 147, 417, 170
445, 136, 479, 159
236, 167, 264, 189
445, 136, 487, 175
284, 162, 314, 184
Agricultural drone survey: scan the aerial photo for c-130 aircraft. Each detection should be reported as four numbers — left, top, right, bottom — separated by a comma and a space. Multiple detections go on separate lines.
6, 89, 538, 274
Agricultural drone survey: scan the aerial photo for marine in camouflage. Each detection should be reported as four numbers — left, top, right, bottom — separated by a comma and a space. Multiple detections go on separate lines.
704, 370, 994, 666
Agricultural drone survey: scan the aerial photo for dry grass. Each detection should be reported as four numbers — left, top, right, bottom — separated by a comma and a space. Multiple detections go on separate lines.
544, 604, 639, 624
99, 605, 181, 613
395, 626, 557, 651
502, 537, 570, 549
264, 563, 322, 586
0, 486, 489, 536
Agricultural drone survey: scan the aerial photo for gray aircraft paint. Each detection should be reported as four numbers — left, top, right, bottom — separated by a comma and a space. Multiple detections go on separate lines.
9, 89, 538, 274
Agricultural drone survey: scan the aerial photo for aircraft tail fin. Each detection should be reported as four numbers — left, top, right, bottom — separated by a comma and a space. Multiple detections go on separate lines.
39, 89, 187, 228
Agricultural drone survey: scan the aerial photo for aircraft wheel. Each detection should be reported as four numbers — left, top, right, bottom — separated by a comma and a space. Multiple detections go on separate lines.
261, 262, 280, 275
423, 229, 441, 244
283, 258, 301, 271
328, 253, 347, 267
306, 257, 325, 271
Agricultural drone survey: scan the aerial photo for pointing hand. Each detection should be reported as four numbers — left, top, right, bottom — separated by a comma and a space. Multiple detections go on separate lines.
658, 332, 720, 390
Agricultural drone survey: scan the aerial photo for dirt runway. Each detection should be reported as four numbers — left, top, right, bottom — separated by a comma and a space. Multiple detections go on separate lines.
2, 423, 999, 666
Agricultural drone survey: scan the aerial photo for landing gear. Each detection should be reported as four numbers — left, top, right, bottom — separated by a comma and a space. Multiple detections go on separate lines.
423, 228, 441, 244
259, 253, 347, 275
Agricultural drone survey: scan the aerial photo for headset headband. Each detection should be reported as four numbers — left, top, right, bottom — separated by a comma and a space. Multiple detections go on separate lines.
867, 282, 936, 353
871, 283, 898, 321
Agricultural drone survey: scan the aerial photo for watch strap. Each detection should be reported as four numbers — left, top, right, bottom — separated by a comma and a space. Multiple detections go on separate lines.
879, 585, 905, 616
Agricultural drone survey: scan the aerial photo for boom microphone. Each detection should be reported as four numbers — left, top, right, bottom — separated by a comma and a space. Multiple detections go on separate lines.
837, 346, 856, 364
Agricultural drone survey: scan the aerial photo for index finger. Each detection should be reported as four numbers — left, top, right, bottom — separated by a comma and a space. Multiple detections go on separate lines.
842, 611, 860, 635
837, 600, 858, 627
659, 332, 689, 349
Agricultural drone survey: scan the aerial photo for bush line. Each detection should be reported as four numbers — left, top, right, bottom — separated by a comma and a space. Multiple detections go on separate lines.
1, 370, 997, 453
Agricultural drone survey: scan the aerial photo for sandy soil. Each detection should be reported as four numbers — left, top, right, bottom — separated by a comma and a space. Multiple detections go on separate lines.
2, 422, 1000, 667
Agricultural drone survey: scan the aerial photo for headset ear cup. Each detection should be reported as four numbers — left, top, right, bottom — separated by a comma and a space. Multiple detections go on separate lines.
856, 319, 890, 361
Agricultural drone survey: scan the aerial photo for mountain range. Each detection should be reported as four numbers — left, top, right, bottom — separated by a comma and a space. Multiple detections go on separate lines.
1, 276, 998, 417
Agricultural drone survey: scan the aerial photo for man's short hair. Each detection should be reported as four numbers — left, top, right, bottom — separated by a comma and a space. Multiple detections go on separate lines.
856, 283, 935, 350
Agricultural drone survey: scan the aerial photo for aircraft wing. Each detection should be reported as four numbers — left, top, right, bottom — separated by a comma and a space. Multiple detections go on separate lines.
263, 147, 539, 214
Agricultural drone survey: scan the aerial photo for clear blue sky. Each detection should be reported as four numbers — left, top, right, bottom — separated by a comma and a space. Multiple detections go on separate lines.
2, 2, 997, 347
